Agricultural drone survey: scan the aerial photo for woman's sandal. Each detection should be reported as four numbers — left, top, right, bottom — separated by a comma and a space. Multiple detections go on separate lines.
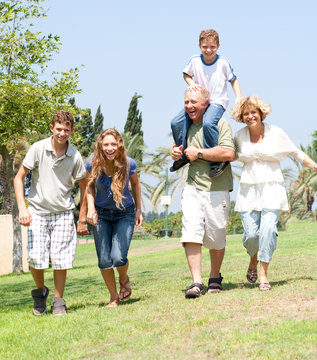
185, 282, 204, 299
107, 296, 119, 308
119, 276, 132, 301
259, 283, 271, 291
247, 268, 258, 284
207, 274, 223, 293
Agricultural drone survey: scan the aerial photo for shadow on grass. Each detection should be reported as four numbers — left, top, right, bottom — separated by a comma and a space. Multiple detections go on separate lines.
179, 276, 314, 294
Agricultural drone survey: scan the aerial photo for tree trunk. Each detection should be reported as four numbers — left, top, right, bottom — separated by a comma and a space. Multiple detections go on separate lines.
305, 186, 314, 212
0, 145, 23, 272
0, 146, 12, 214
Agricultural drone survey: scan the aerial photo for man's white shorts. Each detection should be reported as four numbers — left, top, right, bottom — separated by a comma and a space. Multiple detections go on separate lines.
181, 185, 230, 250
27, 210, 77, 270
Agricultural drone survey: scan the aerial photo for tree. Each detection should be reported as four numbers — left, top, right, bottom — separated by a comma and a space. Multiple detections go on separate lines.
94, 105, 104, 141
0, 1, 81, 272
123, 93, 144, 164
72, 108, 94, 158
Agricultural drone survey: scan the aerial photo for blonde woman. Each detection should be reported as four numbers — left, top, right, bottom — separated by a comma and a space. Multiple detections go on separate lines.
85, 129, 143, 307
231, 96, 317, 291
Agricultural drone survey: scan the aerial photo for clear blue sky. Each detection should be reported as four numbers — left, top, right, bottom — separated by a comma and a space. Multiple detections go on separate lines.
35, 0, 317, 211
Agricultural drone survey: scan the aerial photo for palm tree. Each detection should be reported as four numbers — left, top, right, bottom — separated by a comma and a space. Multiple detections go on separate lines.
287, 144, 317, 216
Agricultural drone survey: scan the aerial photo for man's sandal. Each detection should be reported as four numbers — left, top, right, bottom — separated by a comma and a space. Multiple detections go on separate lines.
185, 282, 204, 299
259, 283, 271, 291
119, 276, 132, 301
207, 274, 223, 293
246, 268, 258, 284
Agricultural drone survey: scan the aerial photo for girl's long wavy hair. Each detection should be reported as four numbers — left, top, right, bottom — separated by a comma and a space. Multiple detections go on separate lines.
89, 128, 128, 209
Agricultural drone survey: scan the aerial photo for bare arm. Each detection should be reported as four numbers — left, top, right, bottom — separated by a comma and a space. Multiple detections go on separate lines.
184, 145, 235, 163
76, 175, 89, 235
183, 73, 203, 91
86, 182, 98, 226
231, 78, 242, 99
13, 165, 32, 226
130, 172, 143, 227
302, 156, 317, 173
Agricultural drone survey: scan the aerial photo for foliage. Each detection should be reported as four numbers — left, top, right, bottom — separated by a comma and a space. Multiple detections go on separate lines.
93, 104, 104, 141
0, 0, 81, 271
71, 108, 94, 159
312, 130, 317, 153
123, 92, 144, 164
143, 210, 165, 223
226, 213, 243, 235
142, 211, 182, 235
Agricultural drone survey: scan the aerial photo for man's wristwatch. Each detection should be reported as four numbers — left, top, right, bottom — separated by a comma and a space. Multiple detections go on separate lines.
197, 149, 203, 159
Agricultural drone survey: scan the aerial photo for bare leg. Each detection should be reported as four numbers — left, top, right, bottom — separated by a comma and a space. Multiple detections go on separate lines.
207, 248, 225, 292
209, 248, 225, 279
100, 268, 119, 303
246, 252, 258, 284
117, 262, 131, 301
54, 269, 67, 298
30, 267, 46, 292
184, 243, 202, 284
184, 243, 203, 297
259, 261, 270, 284
249, 252, 258, 271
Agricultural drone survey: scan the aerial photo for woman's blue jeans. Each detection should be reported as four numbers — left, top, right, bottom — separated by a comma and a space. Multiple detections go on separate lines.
239, 209, 279, 263
93, 206, 135, 269
171, 103, 225, 164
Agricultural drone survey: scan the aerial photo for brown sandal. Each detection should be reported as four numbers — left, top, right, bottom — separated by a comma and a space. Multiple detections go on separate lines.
247, 268, 258, 284
119, 276, 132, 301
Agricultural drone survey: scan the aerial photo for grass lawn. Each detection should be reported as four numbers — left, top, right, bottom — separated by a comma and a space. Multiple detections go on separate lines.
0, 218, 316, 359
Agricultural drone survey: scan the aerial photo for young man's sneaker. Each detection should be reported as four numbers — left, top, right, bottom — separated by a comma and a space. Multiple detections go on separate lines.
170, 158, 189, 172
209, 161, 229, 177
31, 286, 49, 316
52, 297, 67, 316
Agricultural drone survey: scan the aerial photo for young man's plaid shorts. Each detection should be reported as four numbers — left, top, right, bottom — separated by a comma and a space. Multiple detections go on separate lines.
27, 211, 77, 269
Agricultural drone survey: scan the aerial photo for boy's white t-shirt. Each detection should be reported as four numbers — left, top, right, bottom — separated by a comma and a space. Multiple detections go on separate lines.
183, 54, 236, 110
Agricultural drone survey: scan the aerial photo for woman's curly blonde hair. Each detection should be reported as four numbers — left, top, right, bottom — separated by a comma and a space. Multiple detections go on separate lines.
231, 96, 272, 123
89, 128, 128, 209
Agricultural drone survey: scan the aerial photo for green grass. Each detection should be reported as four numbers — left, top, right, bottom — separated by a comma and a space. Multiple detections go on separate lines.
0, 218, 317, 359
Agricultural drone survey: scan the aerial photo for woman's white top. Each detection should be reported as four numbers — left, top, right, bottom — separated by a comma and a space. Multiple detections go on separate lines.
234, 123, 306, 212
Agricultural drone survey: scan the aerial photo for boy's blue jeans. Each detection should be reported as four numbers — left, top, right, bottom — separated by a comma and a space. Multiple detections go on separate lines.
239, 209, 279, 263
93, 205, 135, 269
171, 103, 225, 164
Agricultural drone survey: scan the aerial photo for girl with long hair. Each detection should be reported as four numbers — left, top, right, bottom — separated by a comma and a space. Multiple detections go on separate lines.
85, 128, 143, 307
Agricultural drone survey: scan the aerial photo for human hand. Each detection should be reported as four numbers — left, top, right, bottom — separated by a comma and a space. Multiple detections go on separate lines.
135, 209, 143, 227
188, 84, 203, 92
87, 208, 98, 226
18, 208, 32, 226
76, 220, 89, 235
184, 146, 199, 161
170, 144, 183, 161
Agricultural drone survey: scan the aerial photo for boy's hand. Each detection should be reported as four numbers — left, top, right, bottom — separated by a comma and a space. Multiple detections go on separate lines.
170, 144, 183, 161
18, 208, 32, 226
77, 221, 89, 236
188, 84, 203, 92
